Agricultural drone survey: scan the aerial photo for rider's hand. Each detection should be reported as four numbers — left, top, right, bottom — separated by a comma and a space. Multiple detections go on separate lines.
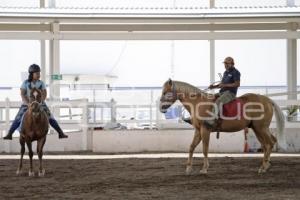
218, 83, 226, 88
208, 84, 214, 89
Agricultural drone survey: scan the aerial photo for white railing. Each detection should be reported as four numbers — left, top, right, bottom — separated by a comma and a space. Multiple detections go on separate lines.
0, 98, 89, 136
0, 95, 300, 137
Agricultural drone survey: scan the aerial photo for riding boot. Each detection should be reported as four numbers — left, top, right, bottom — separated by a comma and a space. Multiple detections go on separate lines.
203, 105, 219, 130
57, 129, 68, 139
182, 117, 192, 125
203, 119, 218, 130
3, 132, 13, 140
49, 118, 68, 139
3, 119, 21, 140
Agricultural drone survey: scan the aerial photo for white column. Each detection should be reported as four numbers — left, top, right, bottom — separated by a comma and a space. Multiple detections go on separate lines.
209, 0, 215, 85
49, 22, 60, 101
170, 41, 175, 79
49, 21, 61, 125
40, 0, 46, 83
81, 99, 89, 151
286, 0, 297, 100
4, 98, 11, 152
287, 37, 297, 100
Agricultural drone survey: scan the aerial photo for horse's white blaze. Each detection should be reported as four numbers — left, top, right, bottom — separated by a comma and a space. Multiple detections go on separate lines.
33, 91, 38, 99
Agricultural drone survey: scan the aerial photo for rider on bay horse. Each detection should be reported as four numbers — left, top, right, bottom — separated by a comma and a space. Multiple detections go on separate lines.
204, 56, 241, 128
3, 64, 68, 140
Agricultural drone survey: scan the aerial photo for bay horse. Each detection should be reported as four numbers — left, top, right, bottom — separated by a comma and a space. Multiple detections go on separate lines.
17, 88, 49, 177
159, 79, 286, 174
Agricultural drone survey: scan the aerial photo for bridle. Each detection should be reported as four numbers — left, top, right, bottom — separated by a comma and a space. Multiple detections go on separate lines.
30, 90, 43, 116
161, 83, 177, 103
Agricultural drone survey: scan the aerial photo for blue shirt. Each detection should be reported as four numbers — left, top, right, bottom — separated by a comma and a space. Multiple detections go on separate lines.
20, 80, 46, 98
219, 67, 241, 95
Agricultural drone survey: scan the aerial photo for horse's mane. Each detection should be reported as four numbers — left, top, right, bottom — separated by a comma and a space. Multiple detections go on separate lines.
173, 80, 207, 97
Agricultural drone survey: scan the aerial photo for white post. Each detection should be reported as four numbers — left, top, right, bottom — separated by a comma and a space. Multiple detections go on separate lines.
170, 41, 175, 79
48, 0, 59, 102
49, 22, 60, 101
81, 99, 89, 151
49, 22, 61, 126
40, 0, 46, 83
4, 98, 11, 152
150, 90, 154, 129
286, 13, 298, 100
209, 0, 215, 86
287, 37, 297, 100
110, 98, 117, 123
156, 100, 161, 129
101, 107, 104, 123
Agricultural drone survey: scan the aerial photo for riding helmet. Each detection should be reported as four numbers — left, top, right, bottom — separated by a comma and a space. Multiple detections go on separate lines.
28, 64, 41, 73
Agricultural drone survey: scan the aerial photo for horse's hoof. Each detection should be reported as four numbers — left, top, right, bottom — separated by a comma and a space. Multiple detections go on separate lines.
186, 166, 192, 175
38, 169, 45, 177
258, 167, 266, 174
258, 163, 271, 174
28, 171, 35, 177
199, 169, 208, 174
16, 170, 22, 176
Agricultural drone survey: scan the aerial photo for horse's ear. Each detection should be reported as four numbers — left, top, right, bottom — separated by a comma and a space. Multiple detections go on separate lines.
168, 78, 173, 86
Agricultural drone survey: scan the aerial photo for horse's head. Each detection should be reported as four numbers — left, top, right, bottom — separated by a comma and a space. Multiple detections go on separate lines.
29, 101, 41, 115
159, 79, 177, 113
29, 88, 43, 104
28, 88, 43, 116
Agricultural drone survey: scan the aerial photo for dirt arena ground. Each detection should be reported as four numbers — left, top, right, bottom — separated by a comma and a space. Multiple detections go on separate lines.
0, 156, 299, 200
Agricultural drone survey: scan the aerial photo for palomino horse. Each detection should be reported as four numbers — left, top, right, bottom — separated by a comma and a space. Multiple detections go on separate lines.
159, 79, 286, 174
17, 88, 49, 177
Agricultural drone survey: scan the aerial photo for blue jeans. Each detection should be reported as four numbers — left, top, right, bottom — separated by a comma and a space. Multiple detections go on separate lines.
8, 104, 63, 135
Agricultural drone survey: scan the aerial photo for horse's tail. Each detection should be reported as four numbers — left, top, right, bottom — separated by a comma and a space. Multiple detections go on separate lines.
270, 99, 287, 151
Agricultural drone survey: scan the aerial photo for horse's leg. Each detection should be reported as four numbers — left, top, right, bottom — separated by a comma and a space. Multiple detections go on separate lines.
37, 136, 46, 177
186, 129, 202, 175
252, 127, 273, 174
26, 141, 34, 177
261, 128, 277, 172
200, 126, 211, 174
269, 129, 277, 147
16, 137, 25, 175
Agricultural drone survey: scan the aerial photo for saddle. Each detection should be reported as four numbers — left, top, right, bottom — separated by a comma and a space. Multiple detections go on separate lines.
211, 95, 245, 139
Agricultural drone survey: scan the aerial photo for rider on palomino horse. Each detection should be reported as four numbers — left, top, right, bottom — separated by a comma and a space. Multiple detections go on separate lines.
183, 57, 241, 129
204, 56, 241, 129
3, 64, 68, 140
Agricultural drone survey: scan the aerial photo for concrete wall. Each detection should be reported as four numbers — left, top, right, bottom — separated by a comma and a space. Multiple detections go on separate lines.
0, 130, 93, 153
0, 129, 299, 153
92, 130, 245, 153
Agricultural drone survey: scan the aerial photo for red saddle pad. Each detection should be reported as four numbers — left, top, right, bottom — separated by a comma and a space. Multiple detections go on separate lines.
222, 99, 244, 119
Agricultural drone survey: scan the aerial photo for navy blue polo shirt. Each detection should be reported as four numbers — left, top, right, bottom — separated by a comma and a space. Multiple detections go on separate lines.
219, 67, 241, 95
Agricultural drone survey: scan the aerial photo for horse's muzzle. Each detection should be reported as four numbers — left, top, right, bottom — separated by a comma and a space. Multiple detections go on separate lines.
159, 102, 171, 113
